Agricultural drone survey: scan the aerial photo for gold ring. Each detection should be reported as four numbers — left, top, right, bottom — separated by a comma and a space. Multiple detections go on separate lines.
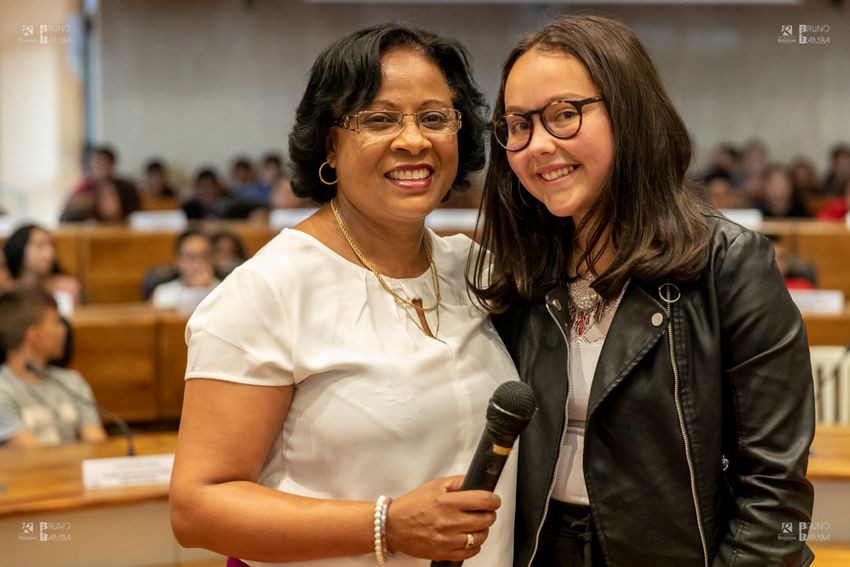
465, 532, 475, 549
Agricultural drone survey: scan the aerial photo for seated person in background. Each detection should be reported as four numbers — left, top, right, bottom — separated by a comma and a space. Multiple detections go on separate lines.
3, 224, 81, 309
270, 176, 313, 209
817, 176, 850, 221
60, 178, 141, 223
755, 163, 809, 218
151, 230, 220, 312
257, 153, 285, 199
0, 289, 106, 447
210, 231, 246, 278
229, 156, 267, 200
69, 144, 119, 197
765, 234, 817, 290
139, 159, 177, 199
704, 170, 745, 209
823, 144, 850, 196
182, 168, 229, 220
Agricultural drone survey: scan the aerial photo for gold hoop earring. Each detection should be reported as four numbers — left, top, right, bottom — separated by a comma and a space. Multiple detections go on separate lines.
318, 161, 338, 186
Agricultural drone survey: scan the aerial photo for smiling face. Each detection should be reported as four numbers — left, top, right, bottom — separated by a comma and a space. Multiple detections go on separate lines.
326, 48, 459, 225
504, 49, 614, 226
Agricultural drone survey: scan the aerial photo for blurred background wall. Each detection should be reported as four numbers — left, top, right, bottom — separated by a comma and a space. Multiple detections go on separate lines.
1, 0, 847, 224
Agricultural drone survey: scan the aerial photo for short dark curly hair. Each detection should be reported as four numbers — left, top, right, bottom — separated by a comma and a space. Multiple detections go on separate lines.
288, 23, 488, 203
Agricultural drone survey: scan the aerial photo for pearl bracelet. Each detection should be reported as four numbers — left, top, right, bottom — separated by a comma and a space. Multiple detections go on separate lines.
373, 495, 393, 564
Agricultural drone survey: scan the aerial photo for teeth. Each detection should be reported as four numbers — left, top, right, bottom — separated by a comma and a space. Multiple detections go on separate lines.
388, 168, 431, 180
540, 165, 577, 181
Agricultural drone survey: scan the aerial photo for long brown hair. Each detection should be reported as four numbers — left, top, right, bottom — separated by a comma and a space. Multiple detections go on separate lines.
470, 15, 711, 312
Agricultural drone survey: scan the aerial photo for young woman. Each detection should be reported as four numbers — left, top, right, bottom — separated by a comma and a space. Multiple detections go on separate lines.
471, 15, 815, 567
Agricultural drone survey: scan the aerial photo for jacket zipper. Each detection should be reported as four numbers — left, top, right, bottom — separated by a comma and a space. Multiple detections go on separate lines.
663, 284, 708, 567
527, 303, 573, 567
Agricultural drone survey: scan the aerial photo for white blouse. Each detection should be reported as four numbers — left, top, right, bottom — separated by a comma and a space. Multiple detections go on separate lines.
185, 228, 519, 567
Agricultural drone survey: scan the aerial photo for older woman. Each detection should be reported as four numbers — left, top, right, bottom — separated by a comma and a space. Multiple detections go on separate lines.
170, 24, 519, 566
472, 15, 814, 567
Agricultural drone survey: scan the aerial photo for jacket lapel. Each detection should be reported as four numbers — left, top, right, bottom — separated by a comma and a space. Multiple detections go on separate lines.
587, 281, 669, 418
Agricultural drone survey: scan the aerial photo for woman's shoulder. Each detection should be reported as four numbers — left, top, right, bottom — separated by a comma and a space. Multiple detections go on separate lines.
430, 231, 477, 278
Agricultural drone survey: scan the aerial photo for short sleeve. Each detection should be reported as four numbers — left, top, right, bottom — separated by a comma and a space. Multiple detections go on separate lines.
185, 266, 293, 386
0, 384, 24, 442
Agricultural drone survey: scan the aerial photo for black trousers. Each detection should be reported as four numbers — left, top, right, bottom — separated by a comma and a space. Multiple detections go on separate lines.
531, 499, 603, 567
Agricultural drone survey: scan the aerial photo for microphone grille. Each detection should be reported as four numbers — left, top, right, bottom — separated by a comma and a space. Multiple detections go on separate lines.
489, 381, 536, 424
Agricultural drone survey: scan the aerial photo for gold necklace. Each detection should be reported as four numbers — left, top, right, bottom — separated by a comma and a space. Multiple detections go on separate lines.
330, 197, 441, 337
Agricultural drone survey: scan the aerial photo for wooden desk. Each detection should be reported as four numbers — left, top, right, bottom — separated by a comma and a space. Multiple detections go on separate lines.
70, 304, 161, 421
0, 433, 222, 566
0, 433, 176, 516
762, 220, 850, 300
803, 312, 850, 346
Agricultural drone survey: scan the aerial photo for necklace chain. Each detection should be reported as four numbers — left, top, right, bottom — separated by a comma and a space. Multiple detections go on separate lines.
330, 197, 441, 336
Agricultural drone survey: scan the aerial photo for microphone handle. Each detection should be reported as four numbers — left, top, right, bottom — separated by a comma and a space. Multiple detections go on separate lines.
431, 429, 515, 567
27, 363, 136, 456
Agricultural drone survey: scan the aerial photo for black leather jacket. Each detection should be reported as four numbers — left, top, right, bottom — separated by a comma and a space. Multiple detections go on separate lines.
495, 216, 815, 567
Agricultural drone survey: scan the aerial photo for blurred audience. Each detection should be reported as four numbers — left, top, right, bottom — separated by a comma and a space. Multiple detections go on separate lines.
704, 170, 745, 209
755, 164, 809, 218
70, 145, 119, 197
139, 159, 178, 199
150, 230, 220, 312
3, 224, 81, 309
766, 235, 817, 290
823, 143, 850, 197
210, 231, 246, 278
817, 176, 850, 221
182, 168, 229, 220
740, 139, 769, 204
270, 177, 312, 209
61, 178, 141, 224
0, 289, 106, 447
229, 156, 267, 201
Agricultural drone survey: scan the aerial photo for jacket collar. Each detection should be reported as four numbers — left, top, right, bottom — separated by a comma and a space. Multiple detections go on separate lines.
544, 280, 670, 418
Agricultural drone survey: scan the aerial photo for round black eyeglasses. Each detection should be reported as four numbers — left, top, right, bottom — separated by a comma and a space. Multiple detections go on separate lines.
491, 96, 604, 152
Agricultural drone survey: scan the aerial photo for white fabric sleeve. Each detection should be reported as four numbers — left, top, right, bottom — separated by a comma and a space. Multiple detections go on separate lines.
184, 266, 294, 386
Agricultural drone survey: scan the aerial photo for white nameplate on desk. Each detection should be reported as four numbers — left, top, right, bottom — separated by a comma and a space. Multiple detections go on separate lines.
719, 208, 763, 230
82, 453, 175, 490
789, 289, 845, 314
129, 210, 189, 231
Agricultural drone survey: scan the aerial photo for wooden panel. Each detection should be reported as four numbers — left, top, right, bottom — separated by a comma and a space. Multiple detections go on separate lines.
81, 228, 175, 303
795, 230, 850, 301
226, 223, 278, 256
158, 312, 189, 419
804, 313, 850, 346
51, 227, 82, 280
70, 305, 159, 421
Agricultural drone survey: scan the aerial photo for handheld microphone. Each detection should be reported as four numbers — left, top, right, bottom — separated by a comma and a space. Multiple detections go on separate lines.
431, 381, 536, 567
26, 362, 136, 456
